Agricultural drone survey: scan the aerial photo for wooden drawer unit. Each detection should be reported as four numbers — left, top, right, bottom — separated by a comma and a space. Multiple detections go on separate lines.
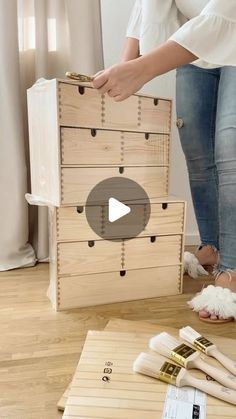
56, 198, 185, 241
27, 78, 186, 311
61, 166, 168, 205
58, 82, 171, 133
61, 128, 169, 167
57, 265, 182, 310
27, 79, 171, 207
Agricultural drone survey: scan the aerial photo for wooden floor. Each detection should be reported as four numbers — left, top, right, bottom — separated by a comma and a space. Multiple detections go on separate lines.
0, 257, 236, 419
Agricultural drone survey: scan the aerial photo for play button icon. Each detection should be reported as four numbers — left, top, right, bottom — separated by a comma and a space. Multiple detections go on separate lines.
85, 177, 151, 241
109, 198, 131, 222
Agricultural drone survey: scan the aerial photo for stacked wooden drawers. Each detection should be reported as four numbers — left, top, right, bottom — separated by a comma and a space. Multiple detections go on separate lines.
27, 78, 186, 310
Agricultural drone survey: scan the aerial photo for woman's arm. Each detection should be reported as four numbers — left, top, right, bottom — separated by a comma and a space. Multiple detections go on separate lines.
121, 37, 140, 62
93, 40, 197, 101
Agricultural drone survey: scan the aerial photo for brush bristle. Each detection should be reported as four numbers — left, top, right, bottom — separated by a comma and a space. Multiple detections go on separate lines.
133, 352, 167, 379
149, 332, 181, 357
179, 326, 201, 344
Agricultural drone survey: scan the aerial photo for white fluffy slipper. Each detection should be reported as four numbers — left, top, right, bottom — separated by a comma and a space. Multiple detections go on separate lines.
184, 251, 209, 279
189, 285, 236, 319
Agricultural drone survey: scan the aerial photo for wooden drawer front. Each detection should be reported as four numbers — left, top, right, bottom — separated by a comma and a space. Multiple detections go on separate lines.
56, 202, 185, 241
145, 203, 185, 236
59, 83, 171, 133
125, 235, 182, 270
61, 167, 168, 205
57, 265, 182, 309
61, 128, 169, 167
139, 96, 171, 132
123, 132, 169, 166
105, 95, 171, 133
58, 240, 121, 276
61, 128, 121, 165
57, 235, 181, 276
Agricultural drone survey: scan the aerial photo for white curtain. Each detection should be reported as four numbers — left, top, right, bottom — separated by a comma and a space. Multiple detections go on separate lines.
0, 0, 104, 270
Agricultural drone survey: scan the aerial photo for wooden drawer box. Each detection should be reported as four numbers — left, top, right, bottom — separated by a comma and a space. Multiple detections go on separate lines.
56, 198, 185, 241
57, 235, 182, 276
59, 82, 171, 133
61, 128, 169, 167
27, 78, 171, 207
57, 265, 182, 310
61, 166, 168, 205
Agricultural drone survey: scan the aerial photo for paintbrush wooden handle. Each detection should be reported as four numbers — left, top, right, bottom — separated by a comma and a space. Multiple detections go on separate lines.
209, 348, 236, 376
195, 358, 236, 390
189, 375, 236, 405
178, 371, 236, 405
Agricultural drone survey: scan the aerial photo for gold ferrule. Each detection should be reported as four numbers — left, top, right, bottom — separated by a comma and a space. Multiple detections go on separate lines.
66, 72, 94, 82
170, 344, 196, 367
194, 336, 213, 353
159, 362, 181, 385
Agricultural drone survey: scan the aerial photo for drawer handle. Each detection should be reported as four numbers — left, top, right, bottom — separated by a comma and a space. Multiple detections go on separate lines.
120, 270, 126, 277
91, 129, 97, 137
145, 133, 150, 140
88, 241, 95, 247
150, 236, 156, 243
76, 206, 84, 214
154, 98, 159, 106
78, 86, 85, 95
119, 167, 124, 174
162, 203, 168, 210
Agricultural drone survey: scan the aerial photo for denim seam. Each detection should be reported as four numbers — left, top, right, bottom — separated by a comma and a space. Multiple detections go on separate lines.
209, 75, 220, 250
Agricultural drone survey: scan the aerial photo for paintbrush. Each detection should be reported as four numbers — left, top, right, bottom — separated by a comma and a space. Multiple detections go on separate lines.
180, 326, 236, 376
133, 352, 236, 405
149, 332, 236, 390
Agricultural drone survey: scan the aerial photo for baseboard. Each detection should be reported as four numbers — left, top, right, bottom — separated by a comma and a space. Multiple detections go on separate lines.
184, 233, 200, 246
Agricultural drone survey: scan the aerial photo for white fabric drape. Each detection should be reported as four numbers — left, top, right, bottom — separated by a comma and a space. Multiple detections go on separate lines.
0, 0, 104, 271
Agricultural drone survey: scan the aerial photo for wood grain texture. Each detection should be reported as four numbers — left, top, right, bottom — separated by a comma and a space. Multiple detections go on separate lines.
56, 201, 185, 242
62, 327, 236, 418
27, 78, 171, 207
0, 254, 236, 419
61, 166, 168, 205
27, 78, 61, 206
61, 128, 169, 167
59, 82, 171, 134
57, 235, 182, 277
57, 265, 182, 310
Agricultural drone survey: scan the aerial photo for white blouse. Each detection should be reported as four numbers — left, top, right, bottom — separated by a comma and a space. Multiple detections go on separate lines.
126, 0, 236, 68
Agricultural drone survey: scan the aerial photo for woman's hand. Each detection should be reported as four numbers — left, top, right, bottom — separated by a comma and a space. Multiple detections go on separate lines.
92, 58, 146, 102
93, 41, 198, 102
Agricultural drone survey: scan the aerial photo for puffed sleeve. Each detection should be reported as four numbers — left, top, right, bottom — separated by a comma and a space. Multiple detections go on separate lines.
126, 0, 142, 40
169, 0, 236, 68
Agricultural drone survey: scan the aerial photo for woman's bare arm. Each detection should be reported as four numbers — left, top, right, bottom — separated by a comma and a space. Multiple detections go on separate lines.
121, 37, 140, 62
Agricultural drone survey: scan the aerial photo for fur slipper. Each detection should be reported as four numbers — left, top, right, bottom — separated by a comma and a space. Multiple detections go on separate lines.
184, 251, 209, 279
188, 285, 236, 320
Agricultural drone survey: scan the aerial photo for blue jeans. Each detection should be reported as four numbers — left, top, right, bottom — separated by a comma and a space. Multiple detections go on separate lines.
176, 64, 236, 272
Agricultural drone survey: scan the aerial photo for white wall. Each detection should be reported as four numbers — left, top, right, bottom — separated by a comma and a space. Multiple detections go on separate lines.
100, 0, 199, 244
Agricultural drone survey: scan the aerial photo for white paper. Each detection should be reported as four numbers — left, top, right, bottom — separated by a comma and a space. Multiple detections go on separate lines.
162, 385, 206, 419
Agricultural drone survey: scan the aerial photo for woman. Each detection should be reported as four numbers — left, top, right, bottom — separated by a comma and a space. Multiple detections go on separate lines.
93, 0, 236, 323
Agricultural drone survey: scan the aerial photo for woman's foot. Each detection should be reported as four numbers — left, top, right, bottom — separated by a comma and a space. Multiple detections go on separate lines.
195, 244, 219, 269
199, 270, 236, 321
